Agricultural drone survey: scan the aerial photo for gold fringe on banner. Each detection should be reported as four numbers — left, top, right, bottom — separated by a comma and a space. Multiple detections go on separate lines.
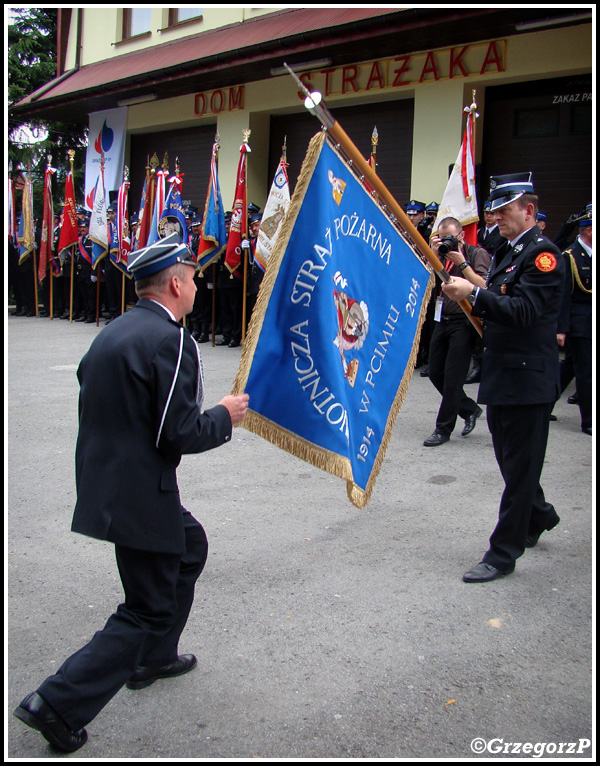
232, 129, 434, 509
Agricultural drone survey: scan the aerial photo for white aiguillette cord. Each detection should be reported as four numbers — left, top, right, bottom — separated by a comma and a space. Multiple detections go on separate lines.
155, 327, 206, 449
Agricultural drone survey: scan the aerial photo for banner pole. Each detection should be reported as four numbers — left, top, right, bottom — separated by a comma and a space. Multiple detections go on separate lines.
283, 64, 482, 337
241, 129, 251, 344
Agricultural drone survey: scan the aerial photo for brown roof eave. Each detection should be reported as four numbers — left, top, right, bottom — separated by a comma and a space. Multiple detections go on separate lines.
10, 7, 591, 123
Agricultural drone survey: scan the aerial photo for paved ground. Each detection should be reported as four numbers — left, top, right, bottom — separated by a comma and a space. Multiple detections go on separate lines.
6, 312, 594, 760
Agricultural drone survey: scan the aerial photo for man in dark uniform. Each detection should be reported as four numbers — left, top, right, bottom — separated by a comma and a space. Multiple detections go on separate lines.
245, 211, 263, 324
477, 199, 506, 256
14, 233, 249, 752
557, 203, 592, 435
189, 215, 212, 342
104, 205, 123, 324
75, 214, 97, 323
442, 173, 564, 583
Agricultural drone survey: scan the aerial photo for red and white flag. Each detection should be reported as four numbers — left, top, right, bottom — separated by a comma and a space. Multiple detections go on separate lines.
57, 169, 79, 258
432, 99, 479, 245
224, 140, 250, 278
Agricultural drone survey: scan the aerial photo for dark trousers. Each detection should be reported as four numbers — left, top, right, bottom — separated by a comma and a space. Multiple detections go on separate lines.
104, 261, 123, 318
218, 283, 243, 342
560, 336, 592, 430
36, 511, 208, 731
483, 403, 559, 570
428, 317, 479, 435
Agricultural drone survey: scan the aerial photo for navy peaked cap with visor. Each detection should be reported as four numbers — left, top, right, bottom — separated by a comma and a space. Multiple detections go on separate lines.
488, 172, 535, 211
128, 233, 197, 281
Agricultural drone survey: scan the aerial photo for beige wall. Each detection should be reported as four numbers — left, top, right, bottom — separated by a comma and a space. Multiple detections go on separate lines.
123, 22, 591, 208
65, 7, 284, 68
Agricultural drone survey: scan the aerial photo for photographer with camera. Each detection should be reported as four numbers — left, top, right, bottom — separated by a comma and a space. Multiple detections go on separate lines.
423, 217, 491, 447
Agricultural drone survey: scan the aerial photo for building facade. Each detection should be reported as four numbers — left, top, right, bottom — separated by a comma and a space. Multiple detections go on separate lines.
13, 7, 593, 238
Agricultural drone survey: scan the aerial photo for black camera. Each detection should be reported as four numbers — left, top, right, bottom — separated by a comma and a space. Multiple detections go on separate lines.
438, 235, 460, 256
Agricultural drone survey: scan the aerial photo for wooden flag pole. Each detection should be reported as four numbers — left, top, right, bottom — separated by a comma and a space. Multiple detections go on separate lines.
370, 126, 378, 174
66, 151, 76, 322
95, 151, 105, 326
27, 163, 40, 317
284, 64, 482, 337
241, 129, 251, 344
47, 154, 54, 320
211, 132, 220, 347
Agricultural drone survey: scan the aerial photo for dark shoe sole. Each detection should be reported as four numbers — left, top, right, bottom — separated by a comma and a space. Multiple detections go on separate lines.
14, 703, 88, 753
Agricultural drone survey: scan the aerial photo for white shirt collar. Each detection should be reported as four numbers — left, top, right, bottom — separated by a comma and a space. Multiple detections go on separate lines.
509, 225, 536, 249
148, 298, 177, 322
577, 235, 592, 256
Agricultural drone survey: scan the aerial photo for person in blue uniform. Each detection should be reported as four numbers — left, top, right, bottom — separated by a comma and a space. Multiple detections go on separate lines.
13, 233, 249, 752
557, 203, 592, 435
441, 173, 564, 583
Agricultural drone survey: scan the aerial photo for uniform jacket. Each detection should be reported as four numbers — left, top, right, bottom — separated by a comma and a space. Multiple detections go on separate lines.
558, 237, 592, 338
71, 298, 232, 553
472, 226, 564, 406
477, 224, 506, 256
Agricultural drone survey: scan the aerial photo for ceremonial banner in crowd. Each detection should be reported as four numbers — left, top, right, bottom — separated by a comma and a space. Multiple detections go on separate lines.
133, 171, 153, 251
113, 176, 131, 274
57, 169, 79, 259
38, 163, 56, 282
89, 164, 109, 268
85, 107, 127, 209
197, 142, 227, 272
432, 97, 479, 244
234, 132, 432, 508
224, 139, 250, 278
254, 158, 290, 272
18, 173, 35, 265
159, 175, 188, 244
146, 168, 167, 246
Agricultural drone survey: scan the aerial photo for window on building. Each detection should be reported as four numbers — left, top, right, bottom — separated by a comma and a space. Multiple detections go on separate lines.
168, 8, 203, 26
513, 107, 559, 139
123, 8, 152, 39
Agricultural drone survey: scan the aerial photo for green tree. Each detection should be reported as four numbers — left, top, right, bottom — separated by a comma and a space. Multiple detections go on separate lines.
8, 7, 87, 213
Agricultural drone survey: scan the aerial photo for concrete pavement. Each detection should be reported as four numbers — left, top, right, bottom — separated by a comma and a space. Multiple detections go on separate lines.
6, 312, 594, 759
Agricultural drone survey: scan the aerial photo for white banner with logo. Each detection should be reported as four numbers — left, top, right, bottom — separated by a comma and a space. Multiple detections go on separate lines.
85, 107, 128, 210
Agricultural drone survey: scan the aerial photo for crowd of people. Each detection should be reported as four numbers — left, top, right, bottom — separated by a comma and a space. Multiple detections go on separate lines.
404, 195, 592, 446
8, 202, 265, 344
10, 171, 592, 752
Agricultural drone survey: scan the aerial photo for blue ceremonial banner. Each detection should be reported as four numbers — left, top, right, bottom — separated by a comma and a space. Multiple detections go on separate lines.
159, 180, 188, 244
234, 132, 433, 508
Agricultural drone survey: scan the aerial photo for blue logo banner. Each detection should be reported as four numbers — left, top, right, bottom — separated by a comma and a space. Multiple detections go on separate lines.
235, 133, 432, 507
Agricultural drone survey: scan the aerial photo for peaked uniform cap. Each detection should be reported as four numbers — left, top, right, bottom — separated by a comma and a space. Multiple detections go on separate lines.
128, 232, 197, 280
488, 172, 534, 211
576, 202, 592, 225
407, 200, 426, 214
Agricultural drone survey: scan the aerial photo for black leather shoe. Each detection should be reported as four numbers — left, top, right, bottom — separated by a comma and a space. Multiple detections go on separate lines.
423, 431, 449, 447
525, 515, 560, 548
463, 561, 514, 583
462, 406, 483, 436
14, 692, 88, 752
196, 333, 209, 343
215, 337, 231, 346
126, 654, 197, 690
567, 393, 578, 404
464, 363, 481, 384
582, 426, 592, 436
228, 339, 241, 348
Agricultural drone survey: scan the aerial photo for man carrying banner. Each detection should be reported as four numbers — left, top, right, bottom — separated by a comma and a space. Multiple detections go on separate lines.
441, 173, 564, 582
14, 233, 249, 752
